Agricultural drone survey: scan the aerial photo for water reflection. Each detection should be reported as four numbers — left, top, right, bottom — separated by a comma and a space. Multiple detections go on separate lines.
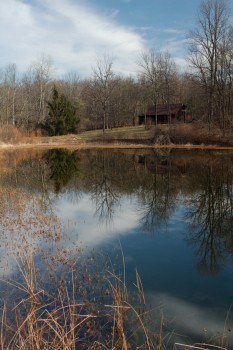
44, 149, 80, 194
1, 148, 233, 346
87, 152, 120, 224
185, 159, 233, 274
137, 153, 179, 233
1, 148, 233, 276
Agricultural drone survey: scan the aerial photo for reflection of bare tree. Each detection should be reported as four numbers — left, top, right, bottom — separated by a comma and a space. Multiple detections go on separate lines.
89, 153, 120, 225
138, 156, 178, 234
0, 151, 55, 214
35, 158, 56, 213
186, 163, 233, 274
92, 174, 120, 224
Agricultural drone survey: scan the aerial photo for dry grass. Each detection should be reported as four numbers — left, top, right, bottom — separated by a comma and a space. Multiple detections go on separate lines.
0, 248, 161, 350
1, 124, 233, 151
0, 126, 27, 144
166, 123, 232, 146
78, 126, 155, 141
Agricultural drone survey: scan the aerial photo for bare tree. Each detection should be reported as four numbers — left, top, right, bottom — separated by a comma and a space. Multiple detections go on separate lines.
137, 50, 163, 125
0, 63, 18, 126
91, 55, 119, 133
215, 26, 233, 133
187, 0, 232, 132
137, 74, 152, 128
137, 50, 178, 125
109, 76, 142, 127
28, 54, 54, 124
62, 70, 81, 103
160, 52, 178, 124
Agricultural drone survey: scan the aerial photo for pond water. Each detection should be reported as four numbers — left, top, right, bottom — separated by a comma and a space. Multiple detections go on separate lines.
0, 147, 233, 348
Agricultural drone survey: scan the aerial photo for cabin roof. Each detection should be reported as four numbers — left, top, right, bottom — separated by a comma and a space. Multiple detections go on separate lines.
146, 104, 186, 116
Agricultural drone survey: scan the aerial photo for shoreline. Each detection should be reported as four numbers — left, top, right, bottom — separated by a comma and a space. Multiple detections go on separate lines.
1, 141, 233, 151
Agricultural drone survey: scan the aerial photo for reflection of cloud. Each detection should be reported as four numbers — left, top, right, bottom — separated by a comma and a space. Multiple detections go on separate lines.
0, 192, 65, 278
0, 228, 43, 277
0, 191, 140, 279
147, 292, 233, 346
56, 193, 139, 247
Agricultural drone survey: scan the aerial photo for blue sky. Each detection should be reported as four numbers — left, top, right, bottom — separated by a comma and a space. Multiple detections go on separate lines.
0, 0, 231, 78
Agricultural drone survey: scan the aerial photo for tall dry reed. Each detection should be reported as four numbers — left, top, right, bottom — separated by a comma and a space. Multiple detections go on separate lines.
0, 249, 161, 350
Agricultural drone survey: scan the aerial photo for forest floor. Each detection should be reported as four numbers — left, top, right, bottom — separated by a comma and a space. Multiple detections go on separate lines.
1, 123, 233, 150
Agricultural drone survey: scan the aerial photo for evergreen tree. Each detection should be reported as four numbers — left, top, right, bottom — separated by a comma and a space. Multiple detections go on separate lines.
44, 86, 80, 136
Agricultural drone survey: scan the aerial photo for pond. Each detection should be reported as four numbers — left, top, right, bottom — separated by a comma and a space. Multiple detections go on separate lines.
0, 147, 233, 349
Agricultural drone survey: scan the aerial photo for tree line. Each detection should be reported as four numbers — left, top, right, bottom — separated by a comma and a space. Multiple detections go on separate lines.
0, 0, 233, 135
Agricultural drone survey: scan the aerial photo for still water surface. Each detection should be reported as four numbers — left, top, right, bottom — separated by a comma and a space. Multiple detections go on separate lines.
0, 148, 233, 347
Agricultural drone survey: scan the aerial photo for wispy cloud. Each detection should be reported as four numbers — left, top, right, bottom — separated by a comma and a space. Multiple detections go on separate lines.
140, 26, 184, 35
148, 292, 233, 345
133, 24, 187, 69
57, 193, 139, 248
0, 0, 145, 77
161, 28, 184, 34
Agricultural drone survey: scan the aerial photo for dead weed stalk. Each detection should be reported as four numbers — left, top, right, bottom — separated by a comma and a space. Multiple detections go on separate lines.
0, 250, 162, 350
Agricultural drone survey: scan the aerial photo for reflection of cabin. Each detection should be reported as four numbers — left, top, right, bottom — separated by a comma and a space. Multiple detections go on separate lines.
137, 104, 187, 125
136, 155, 186, 175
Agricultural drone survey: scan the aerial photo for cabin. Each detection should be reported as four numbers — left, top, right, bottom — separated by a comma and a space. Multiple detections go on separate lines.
137, 104, 187, 125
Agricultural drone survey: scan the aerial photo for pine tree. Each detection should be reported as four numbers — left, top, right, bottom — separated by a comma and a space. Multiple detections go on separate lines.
44, 86, 80, 136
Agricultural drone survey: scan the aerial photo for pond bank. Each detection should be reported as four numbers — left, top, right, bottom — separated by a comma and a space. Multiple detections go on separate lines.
1, 124, 233, 151
1, 141, 233, 151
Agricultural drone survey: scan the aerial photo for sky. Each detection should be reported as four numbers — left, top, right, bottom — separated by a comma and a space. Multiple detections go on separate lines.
0, 0, 231, 78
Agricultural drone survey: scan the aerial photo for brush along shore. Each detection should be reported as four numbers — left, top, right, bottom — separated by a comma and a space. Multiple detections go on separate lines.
1, 124, 233, 150
0, 251, 161, 349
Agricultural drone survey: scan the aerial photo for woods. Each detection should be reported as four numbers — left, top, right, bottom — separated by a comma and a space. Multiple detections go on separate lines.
187, 0, 233, 133
1, 0, 233, 137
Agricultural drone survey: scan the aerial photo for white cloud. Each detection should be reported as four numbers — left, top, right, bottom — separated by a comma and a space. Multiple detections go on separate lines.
0, 0, 145, 77
56, 193, 139, 247
148, 292, 233, 346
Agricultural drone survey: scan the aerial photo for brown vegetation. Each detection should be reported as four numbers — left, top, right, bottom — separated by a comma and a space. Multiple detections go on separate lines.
0, 125, 27, 144
1, 124, 233, 151
0, 252, 160, 349
0, 181, 158, 349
